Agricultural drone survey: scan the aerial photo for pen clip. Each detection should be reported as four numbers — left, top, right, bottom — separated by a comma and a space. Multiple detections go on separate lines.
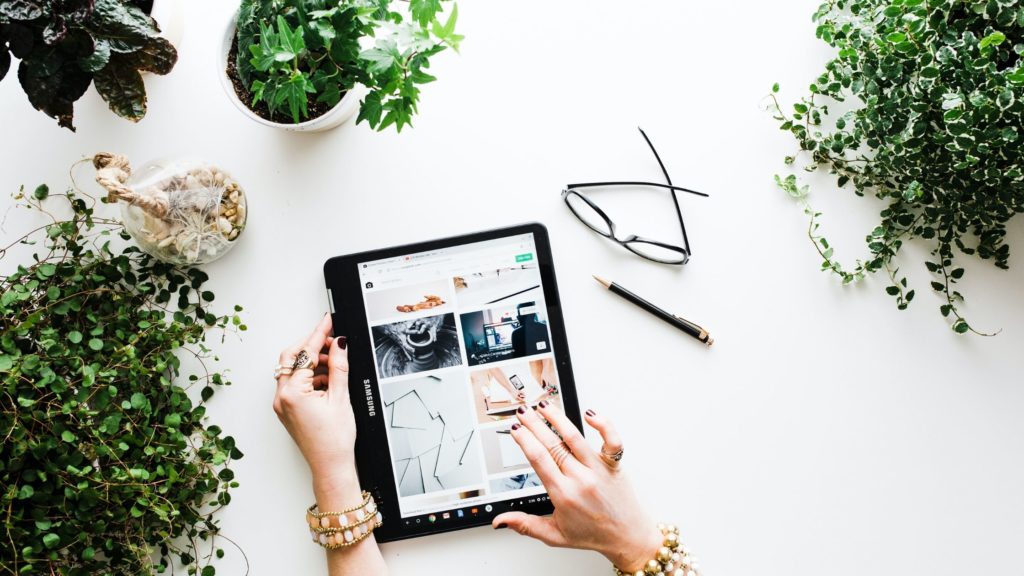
675, 315, 710, 341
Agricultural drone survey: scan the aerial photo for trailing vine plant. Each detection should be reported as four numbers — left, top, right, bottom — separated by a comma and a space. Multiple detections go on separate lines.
1, 181, 246, 574
769, 0, 1024, 334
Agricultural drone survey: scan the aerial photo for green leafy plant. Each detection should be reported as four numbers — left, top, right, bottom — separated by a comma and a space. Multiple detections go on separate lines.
769, 0, 1024, 334
0, 0, 177, 131
1, 183, 246, 574
234, 0, 462, 130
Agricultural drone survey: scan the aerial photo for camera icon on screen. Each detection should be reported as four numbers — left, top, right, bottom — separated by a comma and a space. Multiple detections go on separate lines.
365, 282, 374, 289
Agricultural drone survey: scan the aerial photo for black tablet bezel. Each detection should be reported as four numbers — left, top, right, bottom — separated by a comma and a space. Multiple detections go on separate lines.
323, 223, 582, 543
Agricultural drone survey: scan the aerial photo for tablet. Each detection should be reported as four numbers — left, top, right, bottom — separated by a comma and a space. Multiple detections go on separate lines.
323, 223, 582, 542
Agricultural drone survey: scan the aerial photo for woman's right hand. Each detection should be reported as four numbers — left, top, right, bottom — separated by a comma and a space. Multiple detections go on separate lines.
273, 315, 360, 506
491, 404, 664, 573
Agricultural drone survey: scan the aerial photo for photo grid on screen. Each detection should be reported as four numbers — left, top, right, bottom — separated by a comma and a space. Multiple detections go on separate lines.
359, 235, 565, 518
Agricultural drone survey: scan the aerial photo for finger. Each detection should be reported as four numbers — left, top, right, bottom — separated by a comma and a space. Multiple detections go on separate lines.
278, 342, 303, 367
302, 314, 333, 368
517, 406, 585, 475
584, 408, 623, 457
312, 374, 328, 389
492, 512, 567, 547
509, 421, 565, 495
326, 336, 351, 405
537, 401, 598, 469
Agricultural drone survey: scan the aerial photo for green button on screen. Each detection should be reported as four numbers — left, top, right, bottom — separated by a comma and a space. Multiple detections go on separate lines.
515, 253, 534, 263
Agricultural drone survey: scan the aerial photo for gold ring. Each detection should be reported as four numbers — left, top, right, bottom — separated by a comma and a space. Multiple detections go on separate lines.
599, 446, 624, 466
548, 441, 572, 469
292, 349, 315, 371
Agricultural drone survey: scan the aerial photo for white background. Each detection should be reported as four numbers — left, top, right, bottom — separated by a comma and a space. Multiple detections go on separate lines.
2, 1, 1023, 574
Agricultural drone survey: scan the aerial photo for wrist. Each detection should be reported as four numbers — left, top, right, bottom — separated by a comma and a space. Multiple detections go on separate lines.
601, 524, 664, 572
311, 463, 361, 509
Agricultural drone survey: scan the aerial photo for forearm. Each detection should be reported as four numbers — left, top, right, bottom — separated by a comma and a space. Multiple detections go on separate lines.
312, 467, 388, 576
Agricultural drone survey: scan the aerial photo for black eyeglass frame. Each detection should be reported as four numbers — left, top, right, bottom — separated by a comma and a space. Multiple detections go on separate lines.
561, 128, 708, 266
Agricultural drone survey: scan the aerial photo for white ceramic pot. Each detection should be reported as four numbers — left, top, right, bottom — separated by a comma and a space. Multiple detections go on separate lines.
219, 13, 363, 132
150, 0, 184, 52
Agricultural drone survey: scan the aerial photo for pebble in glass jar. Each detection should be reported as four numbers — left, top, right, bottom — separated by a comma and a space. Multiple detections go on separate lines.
93, 153, 247, 266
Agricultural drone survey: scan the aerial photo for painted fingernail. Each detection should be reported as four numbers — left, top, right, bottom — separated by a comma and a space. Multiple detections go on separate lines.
538, 400, 549, 409
517, 406, 526, 414
511, 423, 520, 431
494, 523, 507, 530
585, 409, 596, 417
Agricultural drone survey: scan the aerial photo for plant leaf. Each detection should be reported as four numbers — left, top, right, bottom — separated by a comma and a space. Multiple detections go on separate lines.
409, 0, 442, 27
0, 0, 43, 20
80, 39, 112, 73
93, 57, 146, 121
17, 52, 92, 130
123, 37, 177, 75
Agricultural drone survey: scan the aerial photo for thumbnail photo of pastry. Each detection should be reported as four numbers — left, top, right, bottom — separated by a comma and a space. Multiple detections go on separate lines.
371, 313, 463, 378
460, 301, 550, 366
363, 278, 455, 322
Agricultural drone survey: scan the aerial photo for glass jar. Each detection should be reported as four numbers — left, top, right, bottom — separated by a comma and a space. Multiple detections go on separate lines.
94, 154, 247, 266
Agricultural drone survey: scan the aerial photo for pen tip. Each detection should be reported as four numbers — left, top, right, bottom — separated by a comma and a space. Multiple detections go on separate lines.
592, 275, 611, 288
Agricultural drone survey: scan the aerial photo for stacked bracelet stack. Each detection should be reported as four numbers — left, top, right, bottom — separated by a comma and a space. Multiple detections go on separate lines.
306, 491, 383, 550
613, 524, 701, 576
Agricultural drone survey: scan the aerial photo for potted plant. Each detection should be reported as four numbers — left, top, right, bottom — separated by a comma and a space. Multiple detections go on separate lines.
222, 0, 463, 132
0, 0, 180, 131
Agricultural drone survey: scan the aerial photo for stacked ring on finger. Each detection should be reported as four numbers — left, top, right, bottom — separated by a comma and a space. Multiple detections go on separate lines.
548, 441, 573, 469
274, 364, 294, 379
600, 446, 624, 466
292, 349, 315, 371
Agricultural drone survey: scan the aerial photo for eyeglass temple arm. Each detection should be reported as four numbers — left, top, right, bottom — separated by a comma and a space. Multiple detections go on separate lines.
564, 181, 709, 198
637, 127, 691, 255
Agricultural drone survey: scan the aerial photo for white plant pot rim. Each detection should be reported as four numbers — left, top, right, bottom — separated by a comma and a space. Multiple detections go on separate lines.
219, 12, 363, 132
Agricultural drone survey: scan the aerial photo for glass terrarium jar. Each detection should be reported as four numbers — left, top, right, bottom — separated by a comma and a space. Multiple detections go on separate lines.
93, 154, 247, 266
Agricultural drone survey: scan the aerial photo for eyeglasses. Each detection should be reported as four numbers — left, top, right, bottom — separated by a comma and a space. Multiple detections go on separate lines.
562, 128, 708, 265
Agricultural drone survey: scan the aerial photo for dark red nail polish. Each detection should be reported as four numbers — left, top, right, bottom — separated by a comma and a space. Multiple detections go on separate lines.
511, 423, 520, 431
586, 409, 596, 417
517, 406, 526, 414
495, 523, 507, 530
539, 400, 549, 408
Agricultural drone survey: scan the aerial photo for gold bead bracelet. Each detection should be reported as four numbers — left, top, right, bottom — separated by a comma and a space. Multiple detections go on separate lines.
306, 491, 383, 550
613, 524, 701, 576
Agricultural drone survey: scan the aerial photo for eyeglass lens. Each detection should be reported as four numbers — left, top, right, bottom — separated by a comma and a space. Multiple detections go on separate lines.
563, 192, 613, 237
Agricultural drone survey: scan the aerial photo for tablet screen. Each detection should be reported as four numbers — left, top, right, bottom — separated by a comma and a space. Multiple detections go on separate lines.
355, 232, 563, 524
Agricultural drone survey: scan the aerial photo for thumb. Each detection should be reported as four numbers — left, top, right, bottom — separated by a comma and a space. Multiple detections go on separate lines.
327, 336, 350, 404
492, 512, 567, 547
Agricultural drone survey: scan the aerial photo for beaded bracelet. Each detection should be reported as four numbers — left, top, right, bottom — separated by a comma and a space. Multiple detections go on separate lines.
613, 524, 701, 576
306, 491, 383, 549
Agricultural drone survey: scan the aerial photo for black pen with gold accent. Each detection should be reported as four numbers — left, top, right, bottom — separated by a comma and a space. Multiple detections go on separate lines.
593, 276, 713, 346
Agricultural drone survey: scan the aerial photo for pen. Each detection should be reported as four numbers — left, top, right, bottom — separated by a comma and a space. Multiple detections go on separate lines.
593, 275, 713, 346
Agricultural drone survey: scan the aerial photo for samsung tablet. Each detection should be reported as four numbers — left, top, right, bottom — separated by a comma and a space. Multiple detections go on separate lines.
323, 223, 582, 542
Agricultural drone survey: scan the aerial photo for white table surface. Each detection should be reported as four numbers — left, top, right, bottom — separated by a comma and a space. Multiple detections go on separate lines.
3, 1, 1023, 574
